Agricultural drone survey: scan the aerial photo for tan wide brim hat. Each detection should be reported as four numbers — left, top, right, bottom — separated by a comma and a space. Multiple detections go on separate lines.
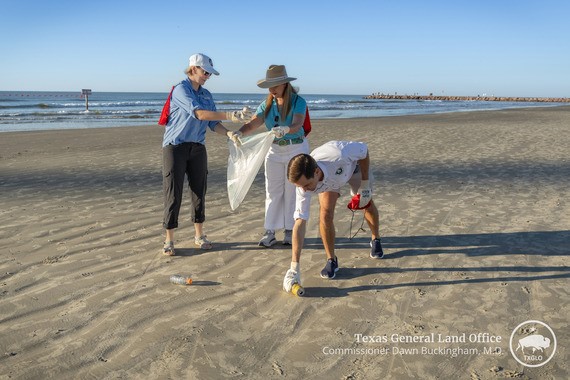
257, 65, 297, 88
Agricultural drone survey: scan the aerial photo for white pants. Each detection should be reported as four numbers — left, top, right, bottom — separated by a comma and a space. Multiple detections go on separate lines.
264, 139, 310, 231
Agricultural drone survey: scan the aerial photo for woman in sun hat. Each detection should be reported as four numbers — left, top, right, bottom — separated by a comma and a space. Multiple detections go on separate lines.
161, 53, 252, 256
229, 65, 309, 247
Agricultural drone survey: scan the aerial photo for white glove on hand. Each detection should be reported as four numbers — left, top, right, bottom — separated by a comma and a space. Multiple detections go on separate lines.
226, 107, 253, 123
358, 179, 372, 208
272, 126, 290, 138
226, 130, 242, 146
283, 269, 301, 293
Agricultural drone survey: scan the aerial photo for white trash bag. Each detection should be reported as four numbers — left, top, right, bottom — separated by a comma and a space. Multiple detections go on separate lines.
227, 131, 274, 210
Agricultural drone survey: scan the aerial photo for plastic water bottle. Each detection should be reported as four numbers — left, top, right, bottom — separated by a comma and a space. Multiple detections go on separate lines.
170, 274, 192, 285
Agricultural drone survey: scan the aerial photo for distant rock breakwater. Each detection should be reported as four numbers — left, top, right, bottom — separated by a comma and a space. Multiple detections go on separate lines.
364, 94, 570, 102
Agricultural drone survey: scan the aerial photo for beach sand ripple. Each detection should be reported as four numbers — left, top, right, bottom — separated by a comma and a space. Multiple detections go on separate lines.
1, 107, 568, 378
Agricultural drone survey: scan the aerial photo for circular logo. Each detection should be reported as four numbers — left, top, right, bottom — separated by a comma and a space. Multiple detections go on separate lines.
509, 320, 557, 367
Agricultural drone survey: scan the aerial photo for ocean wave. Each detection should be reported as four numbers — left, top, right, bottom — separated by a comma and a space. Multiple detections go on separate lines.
306, 99, 329, 104
0, 108, 158, 120
1, 91, 562, 132
337, 100, 371, 104
217, 99, 260, 105
0, 113, 157, 124
0, 103, 56, 109
0, 101, 164, 109
89, 101, 163, 107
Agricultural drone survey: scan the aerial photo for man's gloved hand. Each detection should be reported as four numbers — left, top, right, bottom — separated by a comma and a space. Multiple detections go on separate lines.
226, 130, 242, 146
226, 107, 253, 123
271, 126, 290, 138
283, 267, 301, 293
358, 179, 372, 208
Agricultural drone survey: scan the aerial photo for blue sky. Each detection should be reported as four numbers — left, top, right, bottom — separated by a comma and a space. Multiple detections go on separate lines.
1, 0, 568, 96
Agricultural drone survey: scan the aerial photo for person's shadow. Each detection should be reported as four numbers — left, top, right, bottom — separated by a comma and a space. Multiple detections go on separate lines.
301, 230, 570, 297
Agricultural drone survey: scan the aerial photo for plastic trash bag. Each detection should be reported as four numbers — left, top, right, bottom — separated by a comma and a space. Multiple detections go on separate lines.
227, 131, 274, 210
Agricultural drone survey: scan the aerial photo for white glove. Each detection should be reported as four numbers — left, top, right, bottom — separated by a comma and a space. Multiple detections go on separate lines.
358, 180, 372, 208
272, 126, 290, 138
226, 107, 253, 123
283, 268, 301, 293
226, 130, 242, 146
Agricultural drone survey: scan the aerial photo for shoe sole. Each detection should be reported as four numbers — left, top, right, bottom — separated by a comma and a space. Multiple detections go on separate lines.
320, 267, 339, 279
370, 240, 384, 259
258, 239, 277, 247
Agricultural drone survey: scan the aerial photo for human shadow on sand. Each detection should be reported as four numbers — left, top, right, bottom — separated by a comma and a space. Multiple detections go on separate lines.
171, 238, 338, 254
303, 272, 569, 298
172, 242, 291, 256
345, 230, 570, 258
301, 230, 570, 298
186, 280, 221, 286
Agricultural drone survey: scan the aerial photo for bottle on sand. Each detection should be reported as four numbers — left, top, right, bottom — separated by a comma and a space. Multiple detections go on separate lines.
170, 274, 192, 285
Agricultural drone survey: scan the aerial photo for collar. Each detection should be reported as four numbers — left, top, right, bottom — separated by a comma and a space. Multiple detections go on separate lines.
184, 77, 201, 92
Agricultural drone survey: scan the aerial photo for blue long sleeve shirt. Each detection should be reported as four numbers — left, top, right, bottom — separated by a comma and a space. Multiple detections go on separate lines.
162, 78, 219, 147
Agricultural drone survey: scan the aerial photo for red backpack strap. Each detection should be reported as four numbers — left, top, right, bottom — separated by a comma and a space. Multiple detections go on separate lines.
303, 106, 311, 136
158, 86, 175, 126
294, 95, 311, 136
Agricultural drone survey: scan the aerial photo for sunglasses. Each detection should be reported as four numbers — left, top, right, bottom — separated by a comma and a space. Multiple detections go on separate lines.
199, 67, 212, 77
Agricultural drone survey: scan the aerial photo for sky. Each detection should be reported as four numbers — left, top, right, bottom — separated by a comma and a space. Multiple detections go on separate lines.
1, 0, 568, 97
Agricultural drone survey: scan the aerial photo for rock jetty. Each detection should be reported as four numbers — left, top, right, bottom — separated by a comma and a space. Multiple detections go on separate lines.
364, 94, 570, 102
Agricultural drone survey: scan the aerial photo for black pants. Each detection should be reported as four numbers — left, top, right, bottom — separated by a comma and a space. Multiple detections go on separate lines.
162, 142, 208, 229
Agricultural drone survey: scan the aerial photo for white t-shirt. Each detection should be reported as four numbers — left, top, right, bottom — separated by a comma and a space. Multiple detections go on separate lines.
294, 141, 368, 220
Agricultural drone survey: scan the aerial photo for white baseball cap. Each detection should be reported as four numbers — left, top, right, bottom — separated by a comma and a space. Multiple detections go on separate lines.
189, 53, 219, 75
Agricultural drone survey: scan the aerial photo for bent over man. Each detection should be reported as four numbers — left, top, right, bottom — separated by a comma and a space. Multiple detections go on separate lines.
283, 140, 384, 292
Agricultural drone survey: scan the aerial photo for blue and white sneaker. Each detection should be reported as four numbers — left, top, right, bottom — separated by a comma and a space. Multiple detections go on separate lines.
320, 256, 339, 279
259, 230, 277, 247
370, 238, 384, 259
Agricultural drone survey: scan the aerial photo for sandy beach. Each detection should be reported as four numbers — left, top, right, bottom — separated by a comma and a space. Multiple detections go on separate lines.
1, 106, 568, 379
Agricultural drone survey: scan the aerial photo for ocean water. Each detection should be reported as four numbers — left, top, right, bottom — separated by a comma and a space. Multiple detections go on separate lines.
0, 91, 563, 133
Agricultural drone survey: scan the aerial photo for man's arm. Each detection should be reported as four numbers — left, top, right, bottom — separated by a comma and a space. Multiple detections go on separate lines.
292, 218, 306, 264
357, 150, 370, 181
283, 218, 306, 292
356, 150, 372, 208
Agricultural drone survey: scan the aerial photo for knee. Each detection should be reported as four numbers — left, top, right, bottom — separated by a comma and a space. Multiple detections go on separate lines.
320, 208, 335, 225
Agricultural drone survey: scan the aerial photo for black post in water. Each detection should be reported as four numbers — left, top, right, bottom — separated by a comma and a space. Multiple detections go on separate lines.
81, 89, 92, 111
